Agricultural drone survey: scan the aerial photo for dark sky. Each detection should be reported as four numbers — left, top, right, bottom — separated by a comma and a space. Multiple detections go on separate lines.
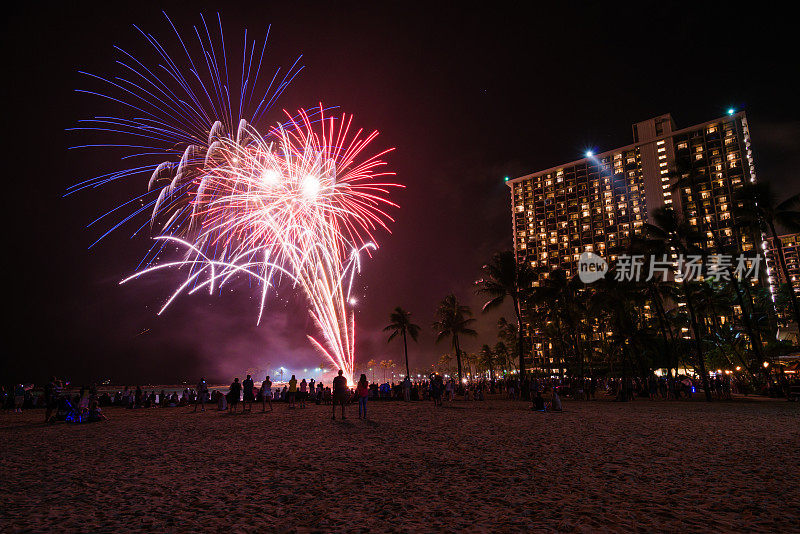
3, 1, 798, 384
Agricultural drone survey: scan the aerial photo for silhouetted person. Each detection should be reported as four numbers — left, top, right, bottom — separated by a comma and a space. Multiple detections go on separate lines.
288, 375, 297, 408
261, 376, 273, 412
533, 391, 546, 412
44, 376, 59, 423
243, 375, 254, 411
299, 378, 307, 408
229, 378, 241, 413
332, 370, 348, 420
195, 378, 208, 412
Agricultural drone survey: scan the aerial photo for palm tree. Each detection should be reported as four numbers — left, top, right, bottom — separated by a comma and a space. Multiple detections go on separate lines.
646, 207, 713, 401
479, 344, 498, 380
476, 250, 535, 377
493, 341, 512, 374
437, 353, 454, 377
589, 264, 659, 393
366, 359, 377, 382
532, 268, 587, 378
383, 307, 421, 381
379, 359, 395, 382
734, 182, 800, 327
433, 294, 478, 385
496, 317, 519, 365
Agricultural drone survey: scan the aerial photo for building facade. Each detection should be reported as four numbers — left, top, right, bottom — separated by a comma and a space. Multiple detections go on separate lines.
766, 233, 800, 295
507, 111, 758, 369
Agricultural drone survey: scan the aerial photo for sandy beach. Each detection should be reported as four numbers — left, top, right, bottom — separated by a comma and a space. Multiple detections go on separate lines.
1, 397, 798, 533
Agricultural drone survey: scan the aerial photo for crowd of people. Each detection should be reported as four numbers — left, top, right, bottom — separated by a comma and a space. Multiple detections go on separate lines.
3, 369, 797, 423
0, 377, 107, 423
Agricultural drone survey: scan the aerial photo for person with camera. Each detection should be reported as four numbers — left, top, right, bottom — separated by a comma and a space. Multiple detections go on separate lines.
261, 375, 273, 412
194, 378, 208, 412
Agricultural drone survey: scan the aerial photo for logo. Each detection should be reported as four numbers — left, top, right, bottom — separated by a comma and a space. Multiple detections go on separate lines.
578, 252, 608, 284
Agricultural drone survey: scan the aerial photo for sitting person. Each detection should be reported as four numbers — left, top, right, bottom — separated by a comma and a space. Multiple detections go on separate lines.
532, 392, 547, 411
88, 400, 107, 422
550, 389, 563, 412
78, 387, 90, 416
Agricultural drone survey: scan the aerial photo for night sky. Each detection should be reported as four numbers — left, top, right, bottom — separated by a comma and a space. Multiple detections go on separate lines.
3, 1, 798, 384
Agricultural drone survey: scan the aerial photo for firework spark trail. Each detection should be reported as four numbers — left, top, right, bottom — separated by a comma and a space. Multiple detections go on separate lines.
70, 14, 400, 379
153, 107, 398, 378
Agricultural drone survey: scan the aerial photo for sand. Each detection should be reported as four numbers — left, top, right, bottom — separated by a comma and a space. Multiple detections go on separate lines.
1, 397, 798, 533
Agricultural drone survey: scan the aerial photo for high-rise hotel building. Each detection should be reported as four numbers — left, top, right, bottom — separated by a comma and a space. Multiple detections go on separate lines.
507, 111, 758, 369
766, 233, 800, 295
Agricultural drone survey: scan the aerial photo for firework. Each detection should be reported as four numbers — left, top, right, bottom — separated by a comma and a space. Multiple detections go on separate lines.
70, 14, 399, 379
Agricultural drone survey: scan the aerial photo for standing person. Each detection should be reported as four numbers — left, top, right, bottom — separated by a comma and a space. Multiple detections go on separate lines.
243, 375, 255, 412
44, 376, 59, 423
13, 383, 25, 413
356, 374, 369, 419
445, 378, 454, 402
299, 379, 307, 408
332, 370, 349, 420
403, 376, 411, 402
228, 378, 241, 414
658, 377, 668, 400
261, 376, 273, 412
287, 375, 297, 408
430, 375, 443, 407
195, 378, 208, 412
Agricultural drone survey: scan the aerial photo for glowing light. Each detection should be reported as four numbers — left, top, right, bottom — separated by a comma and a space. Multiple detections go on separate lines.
301, 174, 320, 198
262, 168, 280, 187
349, 297, 357, 305
736, 366, 741, 371
763, 361, 770, 368
727, 108, 735, 115
585, 150, 594, 157
503, 176, 509, 182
